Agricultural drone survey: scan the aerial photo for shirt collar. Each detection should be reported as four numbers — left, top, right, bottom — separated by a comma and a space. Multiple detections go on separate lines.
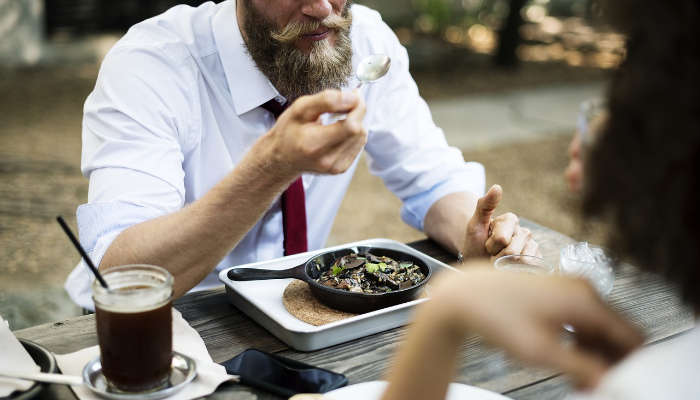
213, 0, 282, 116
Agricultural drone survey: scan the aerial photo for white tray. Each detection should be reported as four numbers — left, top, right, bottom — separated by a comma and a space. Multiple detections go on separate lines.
218, 238, 457, 351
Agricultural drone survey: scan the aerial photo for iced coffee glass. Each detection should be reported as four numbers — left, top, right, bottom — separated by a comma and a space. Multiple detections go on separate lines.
92, 265, 173, 393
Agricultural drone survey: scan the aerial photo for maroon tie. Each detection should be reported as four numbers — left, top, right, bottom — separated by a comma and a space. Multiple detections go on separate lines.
261, 99, 308, 255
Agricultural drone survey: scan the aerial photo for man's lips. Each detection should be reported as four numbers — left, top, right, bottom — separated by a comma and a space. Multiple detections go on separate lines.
301, 28, 331, 41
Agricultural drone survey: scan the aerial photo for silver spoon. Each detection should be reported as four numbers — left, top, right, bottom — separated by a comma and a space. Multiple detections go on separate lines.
324, 54, 391, 124
354, 53, 392, 89
0, 370, 84, 386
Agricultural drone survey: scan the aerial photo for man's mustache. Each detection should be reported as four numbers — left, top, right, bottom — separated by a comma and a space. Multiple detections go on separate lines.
271, 13, 351, 43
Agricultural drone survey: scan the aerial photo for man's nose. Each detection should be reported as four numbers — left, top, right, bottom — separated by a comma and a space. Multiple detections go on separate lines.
301, 0, 333, 20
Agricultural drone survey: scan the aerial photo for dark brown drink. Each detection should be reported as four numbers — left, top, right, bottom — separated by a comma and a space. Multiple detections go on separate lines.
96, 299, 172, 392
93, 265, 174, 393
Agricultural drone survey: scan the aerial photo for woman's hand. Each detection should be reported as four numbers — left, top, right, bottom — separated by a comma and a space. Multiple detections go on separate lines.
383, 264, 643, 400
431, 265, 643, 388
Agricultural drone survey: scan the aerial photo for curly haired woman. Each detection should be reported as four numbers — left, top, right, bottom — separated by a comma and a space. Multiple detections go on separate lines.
382, 1, 700, 399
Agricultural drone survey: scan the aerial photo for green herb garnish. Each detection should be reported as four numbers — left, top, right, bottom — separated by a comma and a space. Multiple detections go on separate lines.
331, 264, 344, 276
365, 263, 379, 273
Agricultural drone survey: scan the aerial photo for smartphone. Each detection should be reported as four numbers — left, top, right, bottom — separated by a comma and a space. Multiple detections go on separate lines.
221, 348, 348, 397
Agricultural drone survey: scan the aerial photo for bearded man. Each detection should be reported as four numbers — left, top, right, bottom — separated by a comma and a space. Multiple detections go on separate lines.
66, 0, 539, 309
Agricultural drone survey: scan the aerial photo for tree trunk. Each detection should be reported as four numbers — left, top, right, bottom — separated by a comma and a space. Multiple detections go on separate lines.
494, 0, 528, 68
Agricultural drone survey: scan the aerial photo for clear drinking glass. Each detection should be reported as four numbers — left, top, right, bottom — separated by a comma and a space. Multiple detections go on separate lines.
559, 243, 615, 297
92, 265, 174, 392
493, 255, 555, 275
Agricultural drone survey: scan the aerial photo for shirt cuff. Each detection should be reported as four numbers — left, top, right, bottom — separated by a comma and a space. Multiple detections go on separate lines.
400, 162, 485, 231
65, 229, 122, 311
64, 201, 167, 310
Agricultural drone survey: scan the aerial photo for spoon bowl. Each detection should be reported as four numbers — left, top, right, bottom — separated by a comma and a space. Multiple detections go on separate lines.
323, 54, 391, 124
356, 54, 391, 86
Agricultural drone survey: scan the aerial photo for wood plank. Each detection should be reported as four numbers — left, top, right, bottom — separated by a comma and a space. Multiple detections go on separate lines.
206, 382, 284, 400
276, 327, 407, 384
275, 328, 559, 394
607, 265, 694, 340
174, 288, 289, 361
504, 375, 571, 400
451, 343, 556, 393
15, 314, 97, 354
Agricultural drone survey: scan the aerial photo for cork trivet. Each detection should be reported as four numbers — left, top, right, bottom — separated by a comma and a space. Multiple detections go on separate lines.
282, 280, 358, 326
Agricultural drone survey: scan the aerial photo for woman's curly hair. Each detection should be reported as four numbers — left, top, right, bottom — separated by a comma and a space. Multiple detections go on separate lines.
583, 1, 700, 308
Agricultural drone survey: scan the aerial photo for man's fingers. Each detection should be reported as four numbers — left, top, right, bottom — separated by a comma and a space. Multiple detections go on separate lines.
344, 89, 367, 124
494, 227, 530, 257
521, 236, 539, 257
293, 89, 360, 122
474, 185, 502, 226
310, 104, 367, 174
318, 127, 367, 174
301, 122, 356, 155
304, 102, 366, 145
485, 212, 518, 254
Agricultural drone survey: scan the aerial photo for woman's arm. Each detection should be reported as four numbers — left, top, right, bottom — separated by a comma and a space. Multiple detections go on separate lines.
382, 265, 643, 400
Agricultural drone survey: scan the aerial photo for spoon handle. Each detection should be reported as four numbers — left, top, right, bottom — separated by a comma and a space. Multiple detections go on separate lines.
322, 82, 365, 125
0, 370, 84, 386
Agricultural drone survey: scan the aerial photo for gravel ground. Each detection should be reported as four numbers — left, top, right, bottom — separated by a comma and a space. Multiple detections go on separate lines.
0, 63, 607, 329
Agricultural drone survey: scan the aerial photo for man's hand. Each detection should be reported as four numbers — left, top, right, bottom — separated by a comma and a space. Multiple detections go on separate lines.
429, 267, 643, 389
260, 89, 368, 179
462, 184, 539, 259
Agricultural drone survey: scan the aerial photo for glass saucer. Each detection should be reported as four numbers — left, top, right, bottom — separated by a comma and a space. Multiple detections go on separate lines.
82, 352, 197, 400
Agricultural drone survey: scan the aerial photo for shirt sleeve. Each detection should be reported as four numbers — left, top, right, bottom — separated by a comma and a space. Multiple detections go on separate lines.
66, 43, 198, 308
81, 44, 197, 195
360, 15, 485, 231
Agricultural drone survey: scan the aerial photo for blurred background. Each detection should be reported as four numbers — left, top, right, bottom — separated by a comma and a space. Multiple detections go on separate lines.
0, 0, 617, 329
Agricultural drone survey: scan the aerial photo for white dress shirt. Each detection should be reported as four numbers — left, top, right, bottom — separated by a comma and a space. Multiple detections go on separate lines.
65, 0, 485, 309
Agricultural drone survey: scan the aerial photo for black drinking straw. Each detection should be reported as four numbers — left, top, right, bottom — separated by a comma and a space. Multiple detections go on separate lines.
56, 216, 110, 289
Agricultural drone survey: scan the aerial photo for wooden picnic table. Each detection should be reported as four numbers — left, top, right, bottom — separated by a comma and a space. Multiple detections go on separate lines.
15, 219, 695, 399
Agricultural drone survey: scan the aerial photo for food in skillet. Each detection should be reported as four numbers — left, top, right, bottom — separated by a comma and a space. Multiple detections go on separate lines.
314, 252, 426, 294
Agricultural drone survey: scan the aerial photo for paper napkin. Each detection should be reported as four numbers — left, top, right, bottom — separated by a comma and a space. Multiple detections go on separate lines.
0, 315, 42, 396
55, 310, 236, 400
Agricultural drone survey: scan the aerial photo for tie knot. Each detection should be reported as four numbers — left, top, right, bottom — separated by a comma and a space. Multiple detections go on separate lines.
261, 99, 287, 118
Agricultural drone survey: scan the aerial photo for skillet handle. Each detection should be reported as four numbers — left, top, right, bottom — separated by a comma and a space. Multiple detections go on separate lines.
227, 264, 307, 281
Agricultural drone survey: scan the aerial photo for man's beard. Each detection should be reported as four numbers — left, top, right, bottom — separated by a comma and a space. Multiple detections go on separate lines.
241, 0, 353, 101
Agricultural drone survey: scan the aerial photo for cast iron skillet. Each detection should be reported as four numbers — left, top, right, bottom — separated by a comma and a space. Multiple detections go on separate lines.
227, 246, 432, 314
